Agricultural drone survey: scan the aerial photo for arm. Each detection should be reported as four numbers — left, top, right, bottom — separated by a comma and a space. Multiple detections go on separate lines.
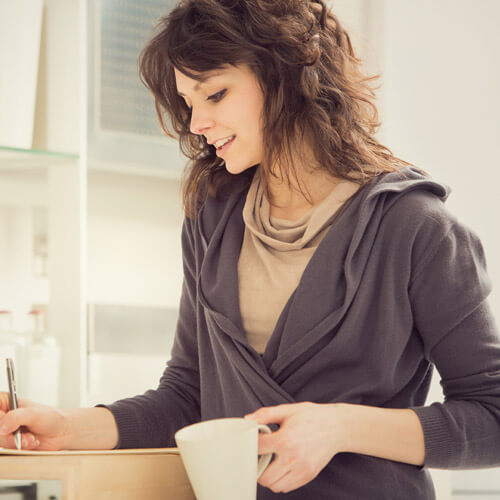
341, 218, 500, 469
407, 219, 500, 468
336, 403, 425, 466
246, 401, 424, 494
0, 396, 118, 451
60, 407, 119, 450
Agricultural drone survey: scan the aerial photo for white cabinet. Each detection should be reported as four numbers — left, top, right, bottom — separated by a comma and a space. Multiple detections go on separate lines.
0, 0, 184, 409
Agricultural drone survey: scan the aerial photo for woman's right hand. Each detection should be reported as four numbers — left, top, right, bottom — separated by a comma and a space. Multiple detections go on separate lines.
0, 392, 69, 450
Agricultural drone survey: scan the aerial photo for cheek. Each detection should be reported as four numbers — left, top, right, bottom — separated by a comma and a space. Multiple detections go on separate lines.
247, 102, 264, 147
237, 88, 264, 137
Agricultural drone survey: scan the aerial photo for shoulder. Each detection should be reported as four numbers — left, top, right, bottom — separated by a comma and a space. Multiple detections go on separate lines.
376, 188, 462, 276
382, 187, 488, 282
383, 188, 457, 241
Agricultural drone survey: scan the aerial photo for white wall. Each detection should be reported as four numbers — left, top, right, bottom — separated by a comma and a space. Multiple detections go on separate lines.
87, 170, 184, 308
380, 0, 500, 315
85, 171, 184, 407
371, 1, 500, 497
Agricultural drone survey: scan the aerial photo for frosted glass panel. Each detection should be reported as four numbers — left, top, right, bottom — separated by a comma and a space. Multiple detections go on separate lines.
98, 0, 176, 136
88, 303, 178, 355
88, 0, 184, 172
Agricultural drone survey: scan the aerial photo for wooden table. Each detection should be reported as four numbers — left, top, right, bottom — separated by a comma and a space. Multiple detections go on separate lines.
0, 448, 195, 500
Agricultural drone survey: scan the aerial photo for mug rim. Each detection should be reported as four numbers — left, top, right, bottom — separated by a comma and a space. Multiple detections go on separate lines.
175, 417, 259, 443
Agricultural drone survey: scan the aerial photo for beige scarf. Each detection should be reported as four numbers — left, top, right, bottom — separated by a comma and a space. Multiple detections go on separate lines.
238, 172, 360, 353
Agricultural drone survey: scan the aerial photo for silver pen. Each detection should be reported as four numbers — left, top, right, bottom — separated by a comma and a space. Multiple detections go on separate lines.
6, 358, 22, 450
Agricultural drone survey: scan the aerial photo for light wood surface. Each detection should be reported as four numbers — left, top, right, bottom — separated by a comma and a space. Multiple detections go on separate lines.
0, 449, 195, 499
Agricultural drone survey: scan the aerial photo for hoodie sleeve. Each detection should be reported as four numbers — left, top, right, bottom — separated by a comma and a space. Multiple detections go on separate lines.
408, 215, 500, 468
98, 217, 201, 448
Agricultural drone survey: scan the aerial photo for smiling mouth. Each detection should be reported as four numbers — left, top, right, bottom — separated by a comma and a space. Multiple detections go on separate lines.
214, 136, 236, 150
215, 136, 236, 157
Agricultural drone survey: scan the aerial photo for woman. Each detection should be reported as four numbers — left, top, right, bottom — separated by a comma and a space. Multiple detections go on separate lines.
1, 1, 500, 498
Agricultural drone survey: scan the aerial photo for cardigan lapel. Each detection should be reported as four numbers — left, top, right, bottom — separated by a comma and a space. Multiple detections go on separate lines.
198, 189, 247, 342
197, 166, 450, 388
265, 170, 450, 381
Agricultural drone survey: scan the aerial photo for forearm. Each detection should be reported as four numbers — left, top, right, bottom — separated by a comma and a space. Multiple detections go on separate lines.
337, 403, 425, 466
60, 407, 119, 450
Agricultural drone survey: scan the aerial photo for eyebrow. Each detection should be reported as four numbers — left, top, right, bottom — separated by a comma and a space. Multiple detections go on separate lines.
177, 71, 224, 97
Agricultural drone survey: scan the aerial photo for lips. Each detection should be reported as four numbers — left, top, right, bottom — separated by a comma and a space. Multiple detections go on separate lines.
210, 135, 235, 148
215, 135, 236, 157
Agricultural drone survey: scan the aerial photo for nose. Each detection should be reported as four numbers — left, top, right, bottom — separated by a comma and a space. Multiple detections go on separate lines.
189, 105, 215, 135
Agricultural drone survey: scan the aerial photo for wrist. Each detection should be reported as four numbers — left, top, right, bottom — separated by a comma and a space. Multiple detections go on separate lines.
331, 403, 425, 466
59, 407, 92, 450
60, 407, 119, 450
58, 408, 75, 449
332, 402, 355, 454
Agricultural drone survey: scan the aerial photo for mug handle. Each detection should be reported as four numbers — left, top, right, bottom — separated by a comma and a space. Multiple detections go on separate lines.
256, 424, 273, 479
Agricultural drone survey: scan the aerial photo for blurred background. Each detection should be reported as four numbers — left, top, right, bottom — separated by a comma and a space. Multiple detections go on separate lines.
0, 0, 499, 498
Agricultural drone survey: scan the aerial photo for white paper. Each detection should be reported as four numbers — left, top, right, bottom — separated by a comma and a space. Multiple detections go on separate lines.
0, 447, 179, 456
0, 0, 43, 149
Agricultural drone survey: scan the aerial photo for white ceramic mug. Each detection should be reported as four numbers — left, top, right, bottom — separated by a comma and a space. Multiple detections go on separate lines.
175, 417, 273, 500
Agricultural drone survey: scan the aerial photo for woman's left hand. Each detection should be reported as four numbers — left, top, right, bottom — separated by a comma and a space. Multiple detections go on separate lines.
244, 402, 347, 494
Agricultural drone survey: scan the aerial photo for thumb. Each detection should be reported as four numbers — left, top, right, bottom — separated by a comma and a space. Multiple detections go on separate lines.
244, 404, 296, 425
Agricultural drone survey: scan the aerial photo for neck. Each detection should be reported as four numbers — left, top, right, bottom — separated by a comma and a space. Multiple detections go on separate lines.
269, 169, 337, 207
261, 136, 341, 220
261, 166, 340, 222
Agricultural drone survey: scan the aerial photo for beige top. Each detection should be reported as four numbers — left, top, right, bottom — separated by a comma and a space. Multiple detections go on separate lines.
238, 172, 360, 354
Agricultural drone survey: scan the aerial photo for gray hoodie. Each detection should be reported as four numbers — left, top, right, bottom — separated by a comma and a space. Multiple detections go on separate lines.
103, 166, 500, 499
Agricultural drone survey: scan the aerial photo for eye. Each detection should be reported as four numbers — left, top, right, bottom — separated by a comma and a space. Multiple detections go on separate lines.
207, 89, 227, 103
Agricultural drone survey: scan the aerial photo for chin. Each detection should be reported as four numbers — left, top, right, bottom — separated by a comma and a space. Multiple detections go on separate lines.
224, 162, 256, 175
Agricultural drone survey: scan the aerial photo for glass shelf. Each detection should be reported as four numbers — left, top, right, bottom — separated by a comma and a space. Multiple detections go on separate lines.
0, 145, 79, 170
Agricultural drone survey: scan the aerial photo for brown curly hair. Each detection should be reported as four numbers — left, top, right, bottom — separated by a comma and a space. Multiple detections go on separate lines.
139, 0, 419, 218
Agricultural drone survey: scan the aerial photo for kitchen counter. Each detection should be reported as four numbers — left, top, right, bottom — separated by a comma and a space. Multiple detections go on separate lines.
0, 448, 195, 499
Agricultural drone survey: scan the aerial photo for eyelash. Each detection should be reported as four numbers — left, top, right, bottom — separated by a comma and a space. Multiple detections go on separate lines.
207, 89, 227, 103
184, 89, 227, 110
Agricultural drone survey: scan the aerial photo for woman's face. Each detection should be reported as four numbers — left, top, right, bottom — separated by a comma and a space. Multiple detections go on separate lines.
174, 64, 265, 175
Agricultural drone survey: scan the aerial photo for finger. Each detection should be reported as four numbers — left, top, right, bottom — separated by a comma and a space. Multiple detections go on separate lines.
258, 430, 279, 455
0, 407, 38, 435
0, 393, 11, 412
258, 455, 292, 490
0, 430, 39, 450
20, 431, 40, 450
245, 404, 296, 425
267, 469, 306, 494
